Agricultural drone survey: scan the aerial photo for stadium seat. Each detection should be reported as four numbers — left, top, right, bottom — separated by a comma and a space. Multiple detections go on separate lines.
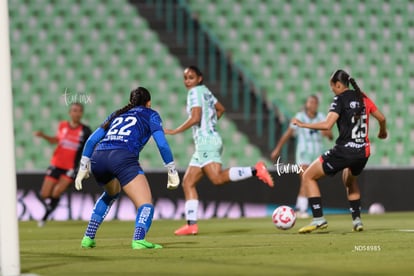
10, 0, 267, 170
186, 0, 414, 166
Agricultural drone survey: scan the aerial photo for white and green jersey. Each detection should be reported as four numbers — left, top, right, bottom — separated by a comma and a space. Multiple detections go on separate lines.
186, 85, 219, 140
290, 111, 327, 165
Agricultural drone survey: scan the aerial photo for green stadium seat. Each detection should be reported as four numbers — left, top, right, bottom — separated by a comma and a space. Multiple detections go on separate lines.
185, 0, 414, 165
10, 0, 267, 170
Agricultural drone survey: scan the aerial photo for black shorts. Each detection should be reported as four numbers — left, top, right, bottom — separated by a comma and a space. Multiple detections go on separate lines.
45, 166, 75, 181
320, 148, 368, 176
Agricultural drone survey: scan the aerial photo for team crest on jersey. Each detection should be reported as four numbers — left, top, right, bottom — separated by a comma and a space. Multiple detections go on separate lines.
350, 101, 360, 109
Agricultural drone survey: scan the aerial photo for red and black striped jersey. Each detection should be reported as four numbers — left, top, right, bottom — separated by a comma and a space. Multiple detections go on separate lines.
50, 121, 92, 170
328, 90, 377, 158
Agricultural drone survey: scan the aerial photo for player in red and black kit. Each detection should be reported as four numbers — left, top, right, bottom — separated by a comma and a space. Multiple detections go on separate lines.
34, 102, 92, 226
292, 69, 388, 233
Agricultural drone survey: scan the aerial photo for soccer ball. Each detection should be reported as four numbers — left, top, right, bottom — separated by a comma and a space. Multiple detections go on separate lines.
272, 205, 296, 230
368, 203, 385, 214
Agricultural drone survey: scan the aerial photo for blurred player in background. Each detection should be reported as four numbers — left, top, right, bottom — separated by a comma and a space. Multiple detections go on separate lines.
271, 95, 333, 218
34, 102, 91, 227
164, 65, 274, 236
292, 69, 388, 233
75, 87, 179, 249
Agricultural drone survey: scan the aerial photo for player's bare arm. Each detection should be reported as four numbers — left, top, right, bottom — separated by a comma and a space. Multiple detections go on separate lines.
321, 129, 334, 140
33, 131, 59, 144
164, 106, 201, 135
292, 112, 339, 131
215, 101, 225, 119
371, 109, 388, 139
270, 127, 294, 161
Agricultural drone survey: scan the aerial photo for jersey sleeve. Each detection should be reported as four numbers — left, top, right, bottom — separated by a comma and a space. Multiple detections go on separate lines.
149, 111, 164, 133
152, 130, 174, 164
74, 125, 93, 168
364, 96, 378, 114
329, 96, 342, 115
150, 109, 174, 164
187, 87, 202, 109
211, 93, 218, 105
289, 112, 302, 132
83, 125, 93, 141
81, 127, 107, 158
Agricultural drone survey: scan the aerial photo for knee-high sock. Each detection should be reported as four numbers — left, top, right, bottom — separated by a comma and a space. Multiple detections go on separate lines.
185, 199, 199, 225
309, 197, 323, 218
295, 196, 308, 213
349, 199, 361, 220
133, 203, 154, 240
229, 167, 253, 181
42, 197, 60, 221
84, 192, 119, 239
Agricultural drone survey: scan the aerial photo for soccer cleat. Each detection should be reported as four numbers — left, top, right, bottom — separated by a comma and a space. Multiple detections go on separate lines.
37, 220, 46, 227
255, 161, 274, 187
131, 239, 163, 250
174, 224, 198, 235
81, 236, 96, 248
298, 219, 328, 234
352, 217, 364, 232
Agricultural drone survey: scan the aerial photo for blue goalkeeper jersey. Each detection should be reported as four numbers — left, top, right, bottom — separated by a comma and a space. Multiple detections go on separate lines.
95, 106, 163, 158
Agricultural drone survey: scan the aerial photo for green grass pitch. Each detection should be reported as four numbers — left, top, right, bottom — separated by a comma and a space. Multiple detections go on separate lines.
19, 212, 414, 275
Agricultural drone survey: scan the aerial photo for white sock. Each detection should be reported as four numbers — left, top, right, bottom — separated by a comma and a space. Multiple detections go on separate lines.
185, 199, 199, 222
229, 167, 253, 181
296, 196, 308, 212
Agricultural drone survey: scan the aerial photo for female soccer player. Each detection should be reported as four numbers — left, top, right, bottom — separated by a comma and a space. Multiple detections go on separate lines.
292, 69, 388, 233
270, 95, 333, 218
74, 87, 179, 249
34, 102, 91, 227
164, 66, 274, 236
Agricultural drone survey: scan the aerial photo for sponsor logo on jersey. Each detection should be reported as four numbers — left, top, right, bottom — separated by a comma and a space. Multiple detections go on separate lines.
350, 101, 360, 109
344, 141, 366, 148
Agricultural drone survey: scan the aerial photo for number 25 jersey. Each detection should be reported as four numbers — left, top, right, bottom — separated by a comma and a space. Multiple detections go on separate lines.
95, 106, 163, 157
329, 90, 377, 158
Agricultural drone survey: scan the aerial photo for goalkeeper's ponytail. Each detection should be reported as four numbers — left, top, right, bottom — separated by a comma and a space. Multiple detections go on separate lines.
102, 87, 151, 130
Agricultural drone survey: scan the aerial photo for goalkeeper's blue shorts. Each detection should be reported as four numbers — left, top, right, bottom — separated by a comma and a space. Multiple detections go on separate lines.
91, 149, 144, 187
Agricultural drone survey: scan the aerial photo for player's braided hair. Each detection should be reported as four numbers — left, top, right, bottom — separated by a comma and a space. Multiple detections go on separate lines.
348, 77, 364, 120
331, 69, 365, 120
102, 87, 151, 130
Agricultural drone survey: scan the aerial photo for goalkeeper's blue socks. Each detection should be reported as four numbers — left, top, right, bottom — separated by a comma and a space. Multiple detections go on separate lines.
84, 192, 119, 239
133, 203, 154, 240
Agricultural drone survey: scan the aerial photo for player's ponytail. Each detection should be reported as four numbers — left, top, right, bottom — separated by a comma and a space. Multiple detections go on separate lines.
102, 87, 152, 130
348, 77, 364, 120
330, 69, 364, 120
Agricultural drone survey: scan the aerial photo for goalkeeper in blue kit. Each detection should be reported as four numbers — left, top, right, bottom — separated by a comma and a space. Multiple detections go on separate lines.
74, 87, 179, 249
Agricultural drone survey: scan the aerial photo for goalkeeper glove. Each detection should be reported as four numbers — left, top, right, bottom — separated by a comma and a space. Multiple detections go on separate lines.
165, 162, 180, 190
75, 156, 90, 191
